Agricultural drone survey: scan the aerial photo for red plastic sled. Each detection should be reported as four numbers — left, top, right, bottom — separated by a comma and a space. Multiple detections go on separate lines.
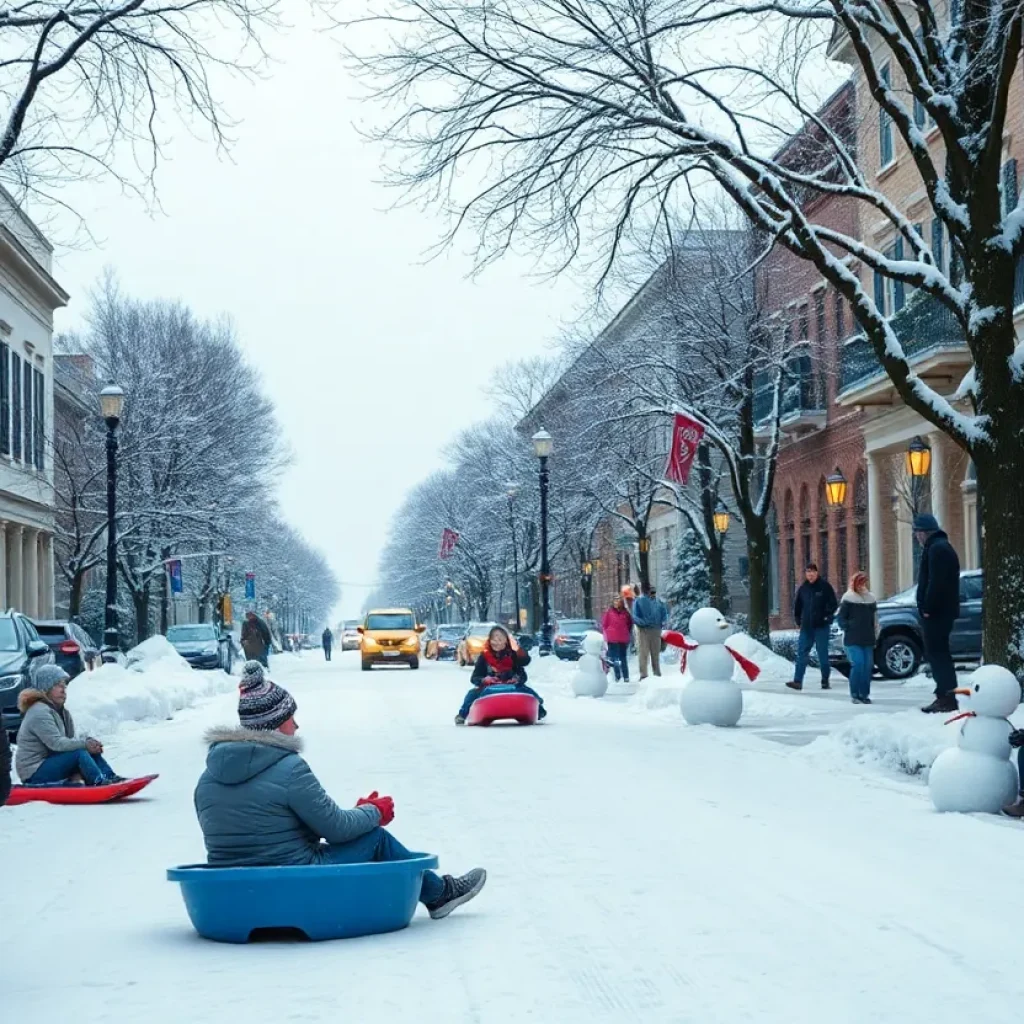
6, 774, 158, 806
466, 692, 539, 726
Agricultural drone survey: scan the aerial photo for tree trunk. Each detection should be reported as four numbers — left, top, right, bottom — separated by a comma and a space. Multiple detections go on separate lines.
745, 514, 771, 643
581, 574, 593, 618
133, 583, 152, 644
708, 539, 728, 614
69, 571, 85, 617
637, 527, 651, 589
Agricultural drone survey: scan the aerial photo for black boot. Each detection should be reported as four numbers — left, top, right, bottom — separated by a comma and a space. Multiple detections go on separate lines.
426, 868, 487, 920
921, 694, 958, 714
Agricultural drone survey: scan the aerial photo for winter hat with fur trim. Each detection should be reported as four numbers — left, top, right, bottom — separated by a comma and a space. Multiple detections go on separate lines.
35, 664, 71, 693
238, 662, 296, 731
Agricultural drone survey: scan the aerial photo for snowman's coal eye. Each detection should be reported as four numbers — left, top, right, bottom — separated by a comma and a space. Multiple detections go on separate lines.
975, 684, 980, 692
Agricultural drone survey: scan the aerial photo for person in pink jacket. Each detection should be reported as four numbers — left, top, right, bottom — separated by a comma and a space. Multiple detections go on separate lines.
601, 596, 633, 683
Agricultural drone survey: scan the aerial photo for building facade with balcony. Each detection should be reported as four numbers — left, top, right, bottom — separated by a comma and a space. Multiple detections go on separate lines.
0, 189, 68, 617
756, 81, 871, 627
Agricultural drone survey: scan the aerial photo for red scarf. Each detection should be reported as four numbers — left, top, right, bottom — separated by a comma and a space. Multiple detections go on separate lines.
661, 630, 761, 682
483, 646, 516, 675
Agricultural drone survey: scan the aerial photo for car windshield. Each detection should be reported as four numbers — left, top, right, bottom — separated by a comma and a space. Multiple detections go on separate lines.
467, 623, 498, 637
438, 626, 464, 639
0, 618, 19, 651
559, 620, 597, 633
366, 613, 415, 631
167, 625, 217, 642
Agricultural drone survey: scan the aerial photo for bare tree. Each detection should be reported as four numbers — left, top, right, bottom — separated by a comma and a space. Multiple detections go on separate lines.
355, 0, 1024, 668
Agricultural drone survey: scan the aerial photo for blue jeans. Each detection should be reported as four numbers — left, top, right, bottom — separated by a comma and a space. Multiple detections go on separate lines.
321, 826, 445, 905
606, 642, 629, 681
845, 645, 873, 699
458, 683, 546, 719
28, 749, 116, 785
795, 626, 831, 685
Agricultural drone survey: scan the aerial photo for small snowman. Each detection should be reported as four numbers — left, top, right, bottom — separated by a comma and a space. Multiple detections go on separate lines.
663, 607, 760, 727
929, 665, 1020, 813
571, 631, 609, 697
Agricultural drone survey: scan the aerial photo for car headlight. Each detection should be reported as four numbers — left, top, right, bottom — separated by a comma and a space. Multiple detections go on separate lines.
0, 673, 22, 690
402, 636, 419, 648
362, 637, 380, 650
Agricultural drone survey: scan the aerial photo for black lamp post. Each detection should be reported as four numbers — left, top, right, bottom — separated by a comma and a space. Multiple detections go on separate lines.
506, 482, 521, 630
532, 429, 553, 655
100, 385, 124, 655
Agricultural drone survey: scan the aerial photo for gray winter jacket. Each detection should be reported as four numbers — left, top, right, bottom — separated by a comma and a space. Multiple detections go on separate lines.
15, 690, 91, 782
194, 727, 381, 866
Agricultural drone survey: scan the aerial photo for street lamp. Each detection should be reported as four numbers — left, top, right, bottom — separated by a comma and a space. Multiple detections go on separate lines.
99, 385, 124, 655
532, 429, 553, 655
506, 482, 521, 631
825, 468, 848, 508
906, 436, 932, 513
713, 502, 731, 535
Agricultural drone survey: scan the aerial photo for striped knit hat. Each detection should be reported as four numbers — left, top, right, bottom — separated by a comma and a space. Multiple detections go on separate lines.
238, 660, 297, 731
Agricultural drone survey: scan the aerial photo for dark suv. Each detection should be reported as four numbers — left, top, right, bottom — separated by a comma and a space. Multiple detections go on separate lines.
0, 612, 57, 740
34, 620, 101, 679
827, 570, 983, 679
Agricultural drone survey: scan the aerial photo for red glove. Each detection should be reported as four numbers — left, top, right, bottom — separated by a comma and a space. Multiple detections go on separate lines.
357, 790, 395, 826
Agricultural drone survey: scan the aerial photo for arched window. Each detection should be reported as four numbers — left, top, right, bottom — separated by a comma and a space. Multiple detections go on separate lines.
768, 503, 780, 614
799, 484, 812, 574
853, 467, 868, 577
817, 479, 830, 584
784, 490, 796, 608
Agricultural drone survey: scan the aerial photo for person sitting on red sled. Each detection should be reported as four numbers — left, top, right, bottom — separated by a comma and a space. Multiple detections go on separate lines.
455, 626, 546, 724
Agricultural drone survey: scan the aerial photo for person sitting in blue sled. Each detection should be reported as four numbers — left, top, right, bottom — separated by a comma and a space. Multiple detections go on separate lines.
455, 625, 546, 725
15, 665, 124, 786
194, 661, 486, 920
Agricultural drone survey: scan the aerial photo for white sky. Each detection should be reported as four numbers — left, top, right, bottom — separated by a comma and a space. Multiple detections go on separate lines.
46, 17, 585, 620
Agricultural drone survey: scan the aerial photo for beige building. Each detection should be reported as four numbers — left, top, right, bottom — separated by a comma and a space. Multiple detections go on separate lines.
0, 190, 68, 616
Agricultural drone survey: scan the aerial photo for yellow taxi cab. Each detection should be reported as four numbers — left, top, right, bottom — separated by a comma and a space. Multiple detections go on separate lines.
359, 608, 425, 671
456, 622, 519, 667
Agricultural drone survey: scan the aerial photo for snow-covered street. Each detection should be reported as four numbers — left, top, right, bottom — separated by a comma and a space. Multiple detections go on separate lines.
4, 652, 1024, 1023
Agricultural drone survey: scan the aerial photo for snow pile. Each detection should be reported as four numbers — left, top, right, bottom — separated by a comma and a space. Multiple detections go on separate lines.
67, 636, 237, 738
727, 632, 805, 684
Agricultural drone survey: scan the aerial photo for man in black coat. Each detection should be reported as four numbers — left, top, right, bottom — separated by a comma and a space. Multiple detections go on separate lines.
787, 563, 839, 691
914, 513, 962, 713
322, 627, 333, 662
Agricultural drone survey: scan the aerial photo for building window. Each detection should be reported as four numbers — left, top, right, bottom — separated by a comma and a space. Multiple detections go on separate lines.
11, 352, 21, 462
838, 517, 849, 589
768, 506, 780, 614
834, 291, 846, 339
784, 491, 795, 609
879, 64, 894, 167
931, 219, 944, 275
33, 368, 43, 471
0, 342, 8, 457
23, 358, 33, 467
1001, 158, 1018, 217
817, 480, 830, 585
799, 485, 812, 575
854, 468, 869, 576
798, 304, 809, 342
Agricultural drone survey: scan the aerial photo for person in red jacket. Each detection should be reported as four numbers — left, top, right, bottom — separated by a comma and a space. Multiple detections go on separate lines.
601, 596, 633, 683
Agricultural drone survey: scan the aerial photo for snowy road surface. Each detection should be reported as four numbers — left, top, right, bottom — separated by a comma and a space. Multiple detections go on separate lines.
4, 653, 1023, 1023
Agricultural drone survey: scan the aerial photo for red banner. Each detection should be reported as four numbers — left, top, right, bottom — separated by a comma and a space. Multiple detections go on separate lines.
664, 413, 705, 485
439, 527, 460, 560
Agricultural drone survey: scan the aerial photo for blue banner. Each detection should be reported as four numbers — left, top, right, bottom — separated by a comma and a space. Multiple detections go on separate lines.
168, 559, 183, 595
245, 572, 256, 600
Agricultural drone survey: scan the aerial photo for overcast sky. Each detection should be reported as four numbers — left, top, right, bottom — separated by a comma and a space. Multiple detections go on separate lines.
47, 16, 585, 620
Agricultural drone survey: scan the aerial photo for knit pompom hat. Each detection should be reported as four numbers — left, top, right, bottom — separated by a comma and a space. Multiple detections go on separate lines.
238, 660, 297, 731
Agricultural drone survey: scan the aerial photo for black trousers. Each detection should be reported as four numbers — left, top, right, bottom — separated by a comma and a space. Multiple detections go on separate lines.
922, 616, 956, 696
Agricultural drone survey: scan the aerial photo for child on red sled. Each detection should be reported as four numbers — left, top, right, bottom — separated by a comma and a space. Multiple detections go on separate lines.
455, 626, 547, 724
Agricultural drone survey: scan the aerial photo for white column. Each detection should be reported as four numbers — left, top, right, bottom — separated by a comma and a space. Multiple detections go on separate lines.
8, 524, 22, 614
929, 432, 947, 531
0, 521, 7, 612
23, 528, 37, 618
42, 533, 54, 617
867, 452, 886, 597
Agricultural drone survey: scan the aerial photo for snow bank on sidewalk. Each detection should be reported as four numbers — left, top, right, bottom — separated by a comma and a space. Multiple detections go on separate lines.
69, 636, 237, 738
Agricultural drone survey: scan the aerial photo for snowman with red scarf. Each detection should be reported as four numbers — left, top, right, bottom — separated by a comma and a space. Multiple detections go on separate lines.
662, 608, 760, 727
928, 665, 1020, 813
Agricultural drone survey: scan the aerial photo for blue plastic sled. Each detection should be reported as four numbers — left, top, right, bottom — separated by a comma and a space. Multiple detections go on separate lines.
167, 853, 439, 943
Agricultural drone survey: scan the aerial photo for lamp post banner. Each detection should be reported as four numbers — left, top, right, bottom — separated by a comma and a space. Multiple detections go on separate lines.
439, 527, 460, 560
245, 572, 256, 600
664, 413, 705, 485
167, 559, 183, 595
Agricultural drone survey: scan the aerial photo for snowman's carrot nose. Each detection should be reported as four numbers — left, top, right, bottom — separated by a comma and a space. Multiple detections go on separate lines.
953, 687, 972, 696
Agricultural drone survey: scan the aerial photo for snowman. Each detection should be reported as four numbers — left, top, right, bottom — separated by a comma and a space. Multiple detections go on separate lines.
663, 607, 760, 727
571, 631, 609, 697
928, 665, 1021, 813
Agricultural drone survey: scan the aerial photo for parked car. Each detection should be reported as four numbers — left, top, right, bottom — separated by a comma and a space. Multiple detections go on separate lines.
426, 624, 465, 661
33, 620, 101, 679
166, 623, 234, 672
360, 608, 425, 671
553, 618, 599, 661
340, 620, 362, 651
825, 570, 984, 679
0, 612, 56, 740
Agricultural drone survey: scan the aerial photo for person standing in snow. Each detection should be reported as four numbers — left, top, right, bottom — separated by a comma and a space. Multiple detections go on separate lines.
321, 627, 333, 662
1, 724, 11, 806
787, 564, 838, 692
601, 595, 633, 683
15, 666, 124, 785
456, 626, 545, 724
194, 661, 487, 920
914, 513, 962, 714
241, 610, 272, 667
837, 573, 878, 705
632, 584, 668, 680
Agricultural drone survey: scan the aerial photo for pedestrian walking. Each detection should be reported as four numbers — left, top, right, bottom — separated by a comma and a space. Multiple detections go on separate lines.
787, 563, 838, 692
632, 584, 669, 680
241, 610, 272, 668
322, 627, 334, 662
837, 572, 878, 705
914, 513, 962, 713
601, 595, 633, 683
